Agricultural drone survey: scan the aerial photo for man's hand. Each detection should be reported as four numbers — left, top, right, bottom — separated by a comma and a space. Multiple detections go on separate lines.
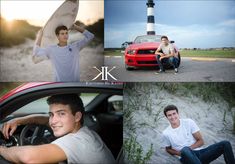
156, 52, 165, 61
69, 23, 85, 33
159, 55, 168, 61
35, 29, 43, 46
155, 52, 164, 56
38, 29, 43, 37
166, 146, 181, 156
2, 119, 19, 139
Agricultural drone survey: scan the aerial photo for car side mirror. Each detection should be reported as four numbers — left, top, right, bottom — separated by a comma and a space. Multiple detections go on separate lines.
170, 41, 175, 43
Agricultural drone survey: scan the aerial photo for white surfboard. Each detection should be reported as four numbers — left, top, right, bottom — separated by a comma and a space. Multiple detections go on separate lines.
40, 0, 79, 48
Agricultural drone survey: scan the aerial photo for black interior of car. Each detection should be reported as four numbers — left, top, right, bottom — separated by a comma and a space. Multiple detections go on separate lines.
84, 93, 123, 158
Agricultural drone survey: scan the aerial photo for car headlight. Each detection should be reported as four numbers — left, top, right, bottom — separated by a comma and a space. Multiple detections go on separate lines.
127, 49, 136, 55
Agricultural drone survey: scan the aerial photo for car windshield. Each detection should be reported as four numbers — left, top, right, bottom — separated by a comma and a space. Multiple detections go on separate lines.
12, 93, 99, 115
134, 35, 161, 43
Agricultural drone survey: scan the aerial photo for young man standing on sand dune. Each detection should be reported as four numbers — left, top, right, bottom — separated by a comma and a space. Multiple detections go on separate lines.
162, 105, 235, 164
33, 24, 94, 82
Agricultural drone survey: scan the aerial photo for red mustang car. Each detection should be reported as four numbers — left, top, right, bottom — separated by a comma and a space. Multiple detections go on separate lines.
124, 35, 181, 70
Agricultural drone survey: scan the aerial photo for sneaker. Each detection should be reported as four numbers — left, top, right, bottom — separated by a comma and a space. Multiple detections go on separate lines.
158, 69, 165, 73
155, 69, 165, 74
174, 68, 178, 73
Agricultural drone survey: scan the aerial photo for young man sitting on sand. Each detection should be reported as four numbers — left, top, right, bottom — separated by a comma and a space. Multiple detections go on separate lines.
162, 105, 235, 164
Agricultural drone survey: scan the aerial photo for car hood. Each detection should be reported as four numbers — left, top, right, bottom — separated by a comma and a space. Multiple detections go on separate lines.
128, 42, 161, 50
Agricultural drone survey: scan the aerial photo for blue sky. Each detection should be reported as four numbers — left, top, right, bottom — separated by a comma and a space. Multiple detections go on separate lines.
105, 0, 235, 48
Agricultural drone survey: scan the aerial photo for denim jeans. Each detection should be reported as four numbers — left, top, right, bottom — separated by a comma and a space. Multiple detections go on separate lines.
156, 55, 179, 70
180, 141, 235, 164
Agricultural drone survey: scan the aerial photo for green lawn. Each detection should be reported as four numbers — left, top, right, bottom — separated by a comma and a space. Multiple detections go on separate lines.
104, 50, 123, 56
104, 49, 235, 58
180, 50, 235, 58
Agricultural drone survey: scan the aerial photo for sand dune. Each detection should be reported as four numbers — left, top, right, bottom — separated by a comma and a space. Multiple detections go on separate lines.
0, 39, 103, 82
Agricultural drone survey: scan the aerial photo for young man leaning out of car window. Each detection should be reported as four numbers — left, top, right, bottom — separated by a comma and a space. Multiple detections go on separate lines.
0, 94, 115, 164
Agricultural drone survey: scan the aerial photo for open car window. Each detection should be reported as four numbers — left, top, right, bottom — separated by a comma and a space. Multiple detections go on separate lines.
108, 95, 123, 112
12, 93, 99, 115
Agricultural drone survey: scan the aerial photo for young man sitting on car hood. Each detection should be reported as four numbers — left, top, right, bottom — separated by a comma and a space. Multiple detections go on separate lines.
0, 94, 115, 164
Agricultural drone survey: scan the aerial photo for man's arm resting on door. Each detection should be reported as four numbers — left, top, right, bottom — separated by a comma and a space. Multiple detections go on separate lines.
0, 144, 66, 163
2, 114, 49, 139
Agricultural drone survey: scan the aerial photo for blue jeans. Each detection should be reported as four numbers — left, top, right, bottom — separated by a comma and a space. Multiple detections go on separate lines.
180, 141, 235, 164
156, 55, 179, 70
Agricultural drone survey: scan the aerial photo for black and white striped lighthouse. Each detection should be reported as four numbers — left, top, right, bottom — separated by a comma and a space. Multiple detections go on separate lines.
146, 0, 155, 35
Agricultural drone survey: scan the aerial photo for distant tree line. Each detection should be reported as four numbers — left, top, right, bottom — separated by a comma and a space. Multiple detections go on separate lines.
0, 17, 40, 47
180, 47, 235, 51
0, 17, 104, 48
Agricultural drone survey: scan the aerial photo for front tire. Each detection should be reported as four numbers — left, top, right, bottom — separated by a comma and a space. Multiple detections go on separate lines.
125, 63, 134, 71
178, 52, 181, 67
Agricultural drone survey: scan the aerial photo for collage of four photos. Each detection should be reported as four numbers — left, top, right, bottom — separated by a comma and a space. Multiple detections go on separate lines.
0, 0, 235, 164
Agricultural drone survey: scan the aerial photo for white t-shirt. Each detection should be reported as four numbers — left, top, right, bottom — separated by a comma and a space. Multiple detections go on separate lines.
52, 126, 116, 164
162, 119, 202, 151
158, 43, 178, 58
33, 30, 94, 82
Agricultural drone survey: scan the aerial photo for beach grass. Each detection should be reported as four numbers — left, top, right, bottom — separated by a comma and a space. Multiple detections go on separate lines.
0, 83, 23, 97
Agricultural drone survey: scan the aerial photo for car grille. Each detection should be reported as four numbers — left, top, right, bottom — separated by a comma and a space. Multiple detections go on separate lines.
137, 49, 156, 55
137, 61, 158, 64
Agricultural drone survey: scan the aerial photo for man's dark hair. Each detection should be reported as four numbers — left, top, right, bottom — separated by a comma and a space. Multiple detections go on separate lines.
161, 35, 169, 41
164, 105, 178, 117
47, 94, 84, 125
55, 25, 68, 35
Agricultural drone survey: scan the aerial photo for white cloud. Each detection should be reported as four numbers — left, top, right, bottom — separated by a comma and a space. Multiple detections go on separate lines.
155, 23, 234, 48
105, 21, 235, 48
105, 30, 124, 41
218, 19, 235, 27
